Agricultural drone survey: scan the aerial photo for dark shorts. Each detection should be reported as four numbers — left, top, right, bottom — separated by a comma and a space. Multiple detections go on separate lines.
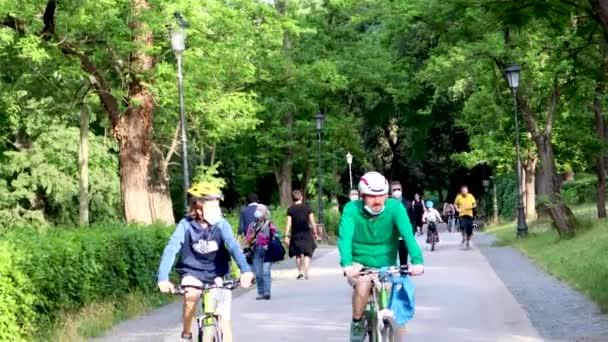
460, 216, 474, 237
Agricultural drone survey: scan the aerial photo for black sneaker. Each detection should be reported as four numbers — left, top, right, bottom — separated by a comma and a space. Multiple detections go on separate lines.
297, 273, 304, 280
256, 295, 265, 300
264, 294, 271, 300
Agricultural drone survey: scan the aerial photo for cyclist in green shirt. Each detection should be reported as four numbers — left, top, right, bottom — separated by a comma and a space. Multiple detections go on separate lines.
338, 171, 424, 342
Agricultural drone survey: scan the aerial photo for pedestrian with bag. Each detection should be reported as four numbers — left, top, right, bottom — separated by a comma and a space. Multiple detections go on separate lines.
244, 204, 284, 300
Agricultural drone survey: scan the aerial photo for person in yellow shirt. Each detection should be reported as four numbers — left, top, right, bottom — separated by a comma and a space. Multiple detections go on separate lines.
454, 185, 476, 249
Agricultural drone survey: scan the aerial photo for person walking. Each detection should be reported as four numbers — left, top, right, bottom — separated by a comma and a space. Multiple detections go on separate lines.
455, 185, 477, 249
244, 204, 277, 300
413, 193, 426, 236
390, 181, 415, 266
238, 192, 259, 237
284, 190, 318, 280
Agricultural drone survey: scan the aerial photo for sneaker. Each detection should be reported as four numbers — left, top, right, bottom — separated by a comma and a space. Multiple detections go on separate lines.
180, 332, 192, 341
264, 294, 271, 300
350, 320, 365, 342
256, 295, 265, 300
297, 273, 304, 280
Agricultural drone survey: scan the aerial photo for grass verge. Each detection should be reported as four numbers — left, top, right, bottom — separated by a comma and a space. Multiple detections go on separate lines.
39, 291, 176, 341
486, 204, 608, 312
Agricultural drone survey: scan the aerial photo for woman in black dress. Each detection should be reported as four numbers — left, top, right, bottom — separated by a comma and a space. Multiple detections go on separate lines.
284, 190, 318, 280
413, 193, 426, 235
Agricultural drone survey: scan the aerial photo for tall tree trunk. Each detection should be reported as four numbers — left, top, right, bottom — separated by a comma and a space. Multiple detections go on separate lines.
274, 156, 293, 208
515, 84, 576, 237
523, 152, 538, 221
79, 100, 89, 225
114, 0, 156, 223
593, 92, 608, 218
148, 143, 175, 224
27, 0, 157, 223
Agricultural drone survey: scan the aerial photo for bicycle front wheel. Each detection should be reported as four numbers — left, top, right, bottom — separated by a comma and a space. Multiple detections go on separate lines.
200, 323, 221, 342
380, 317, 399, 342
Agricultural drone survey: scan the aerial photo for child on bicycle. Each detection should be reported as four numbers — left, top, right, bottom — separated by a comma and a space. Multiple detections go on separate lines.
157, 182, 253, 342
423, 201, 443, 244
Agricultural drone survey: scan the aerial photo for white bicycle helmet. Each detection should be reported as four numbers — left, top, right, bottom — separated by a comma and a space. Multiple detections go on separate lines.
358, 171, 389, 196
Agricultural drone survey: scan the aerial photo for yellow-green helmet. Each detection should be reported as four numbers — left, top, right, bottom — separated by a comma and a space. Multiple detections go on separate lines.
187, 182, 224, 201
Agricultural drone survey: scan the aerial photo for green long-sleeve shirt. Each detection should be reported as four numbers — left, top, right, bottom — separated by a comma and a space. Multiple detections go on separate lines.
338, 198, 423, 268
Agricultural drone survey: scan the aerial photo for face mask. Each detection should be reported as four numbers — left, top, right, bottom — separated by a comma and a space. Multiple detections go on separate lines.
349, 195, 359, 201
392, 191, 402, 199
254, 209, 263, 219
204, 205, 223, 225
364, 205, 385, 216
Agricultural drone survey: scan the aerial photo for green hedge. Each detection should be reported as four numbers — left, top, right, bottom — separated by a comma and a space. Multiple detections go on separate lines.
562, 176, 597, 206
0, 224, 172, 341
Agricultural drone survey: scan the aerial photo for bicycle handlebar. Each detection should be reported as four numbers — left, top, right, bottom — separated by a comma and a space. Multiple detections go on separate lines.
358, 265, 410, 276
171, 280, 240, 295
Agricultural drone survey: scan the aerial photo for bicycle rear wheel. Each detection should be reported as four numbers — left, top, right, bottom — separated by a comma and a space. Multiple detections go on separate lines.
380, 317, 399, 342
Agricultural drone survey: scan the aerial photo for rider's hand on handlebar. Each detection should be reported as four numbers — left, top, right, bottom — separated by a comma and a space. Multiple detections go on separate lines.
240, 272, 254, 288
409, 264, 424, 276
157, 280, 174, 293
343, 264, 363, 277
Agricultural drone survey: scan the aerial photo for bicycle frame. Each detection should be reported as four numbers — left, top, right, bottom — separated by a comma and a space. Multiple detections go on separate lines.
360, 267, 406, 341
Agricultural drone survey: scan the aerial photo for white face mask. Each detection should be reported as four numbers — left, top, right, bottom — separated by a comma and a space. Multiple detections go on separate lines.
364, 205, 384, 216
349, 195, 359, 201
392, 190, 402, 199
204, 205, 223, 225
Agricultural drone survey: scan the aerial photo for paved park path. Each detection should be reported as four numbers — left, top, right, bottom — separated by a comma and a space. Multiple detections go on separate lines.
94, 232, 608, 342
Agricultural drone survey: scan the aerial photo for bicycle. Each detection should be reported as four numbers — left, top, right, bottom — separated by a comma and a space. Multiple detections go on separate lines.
172, 279, 240, 342
351, 265, 410, 342
425, 222, 439, 251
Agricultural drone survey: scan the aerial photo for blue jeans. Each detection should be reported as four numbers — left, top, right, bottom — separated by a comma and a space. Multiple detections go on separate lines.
253, 245, 272, 295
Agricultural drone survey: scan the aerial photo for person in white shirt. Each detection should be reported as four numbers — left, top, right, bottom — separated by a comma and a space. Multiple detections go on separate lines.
423, 201, 443, 244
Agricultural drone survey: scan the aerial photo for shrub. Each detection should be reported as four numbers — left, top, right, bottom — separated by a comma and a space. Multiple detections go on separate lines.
0, 223, 172, 340
562, 175, 597, 206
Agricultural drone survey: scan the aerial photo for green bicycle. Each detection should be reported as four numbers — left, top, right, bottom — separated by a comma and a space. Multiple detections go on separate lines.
355, 265, 410, 342
172, 280, 239, 342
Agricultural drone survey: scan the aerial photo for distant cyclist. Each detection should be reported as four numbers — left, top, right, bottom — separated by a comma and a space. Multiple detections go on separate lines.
422, 200, 443, 245
454, 185, 477, 249
338, 171, 424, 341
442, 201, 456, 232
157, 182, 253, 342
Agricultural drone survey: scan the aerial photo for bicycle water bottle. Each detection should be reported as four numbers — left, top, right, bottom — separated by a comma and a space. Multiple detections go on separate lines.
380, 287, 389, 309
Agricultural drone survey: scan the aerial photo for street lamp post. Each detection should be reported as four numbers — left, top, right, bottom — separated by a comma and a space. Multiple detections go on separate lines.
483, 179, 490, 218
505, 63, 528, 237
346, 152, 353, 189
491, 176, 499, 224
171, 21, 189, 209
315, 112, 325, 238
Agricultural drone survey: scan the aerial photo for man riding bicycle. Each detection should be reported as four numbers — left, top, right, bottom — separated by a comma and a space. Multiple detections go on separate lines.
157, 182, 254, 342
338, 171, 424, 341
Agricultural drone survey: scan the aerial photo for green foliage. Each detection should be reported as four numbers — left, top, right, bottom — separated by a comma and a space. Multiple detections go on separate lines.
495, 174, 518, 218
0, 223, 172, 339
0, 126, 120, 227
562, 175, 598, 206
193, 162, 227, 190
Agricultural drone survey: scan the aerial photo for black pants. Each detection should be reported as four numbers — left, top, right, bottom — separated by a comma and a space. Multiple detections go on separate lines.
460, 215, 474, 238
398, 238, 408, 265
